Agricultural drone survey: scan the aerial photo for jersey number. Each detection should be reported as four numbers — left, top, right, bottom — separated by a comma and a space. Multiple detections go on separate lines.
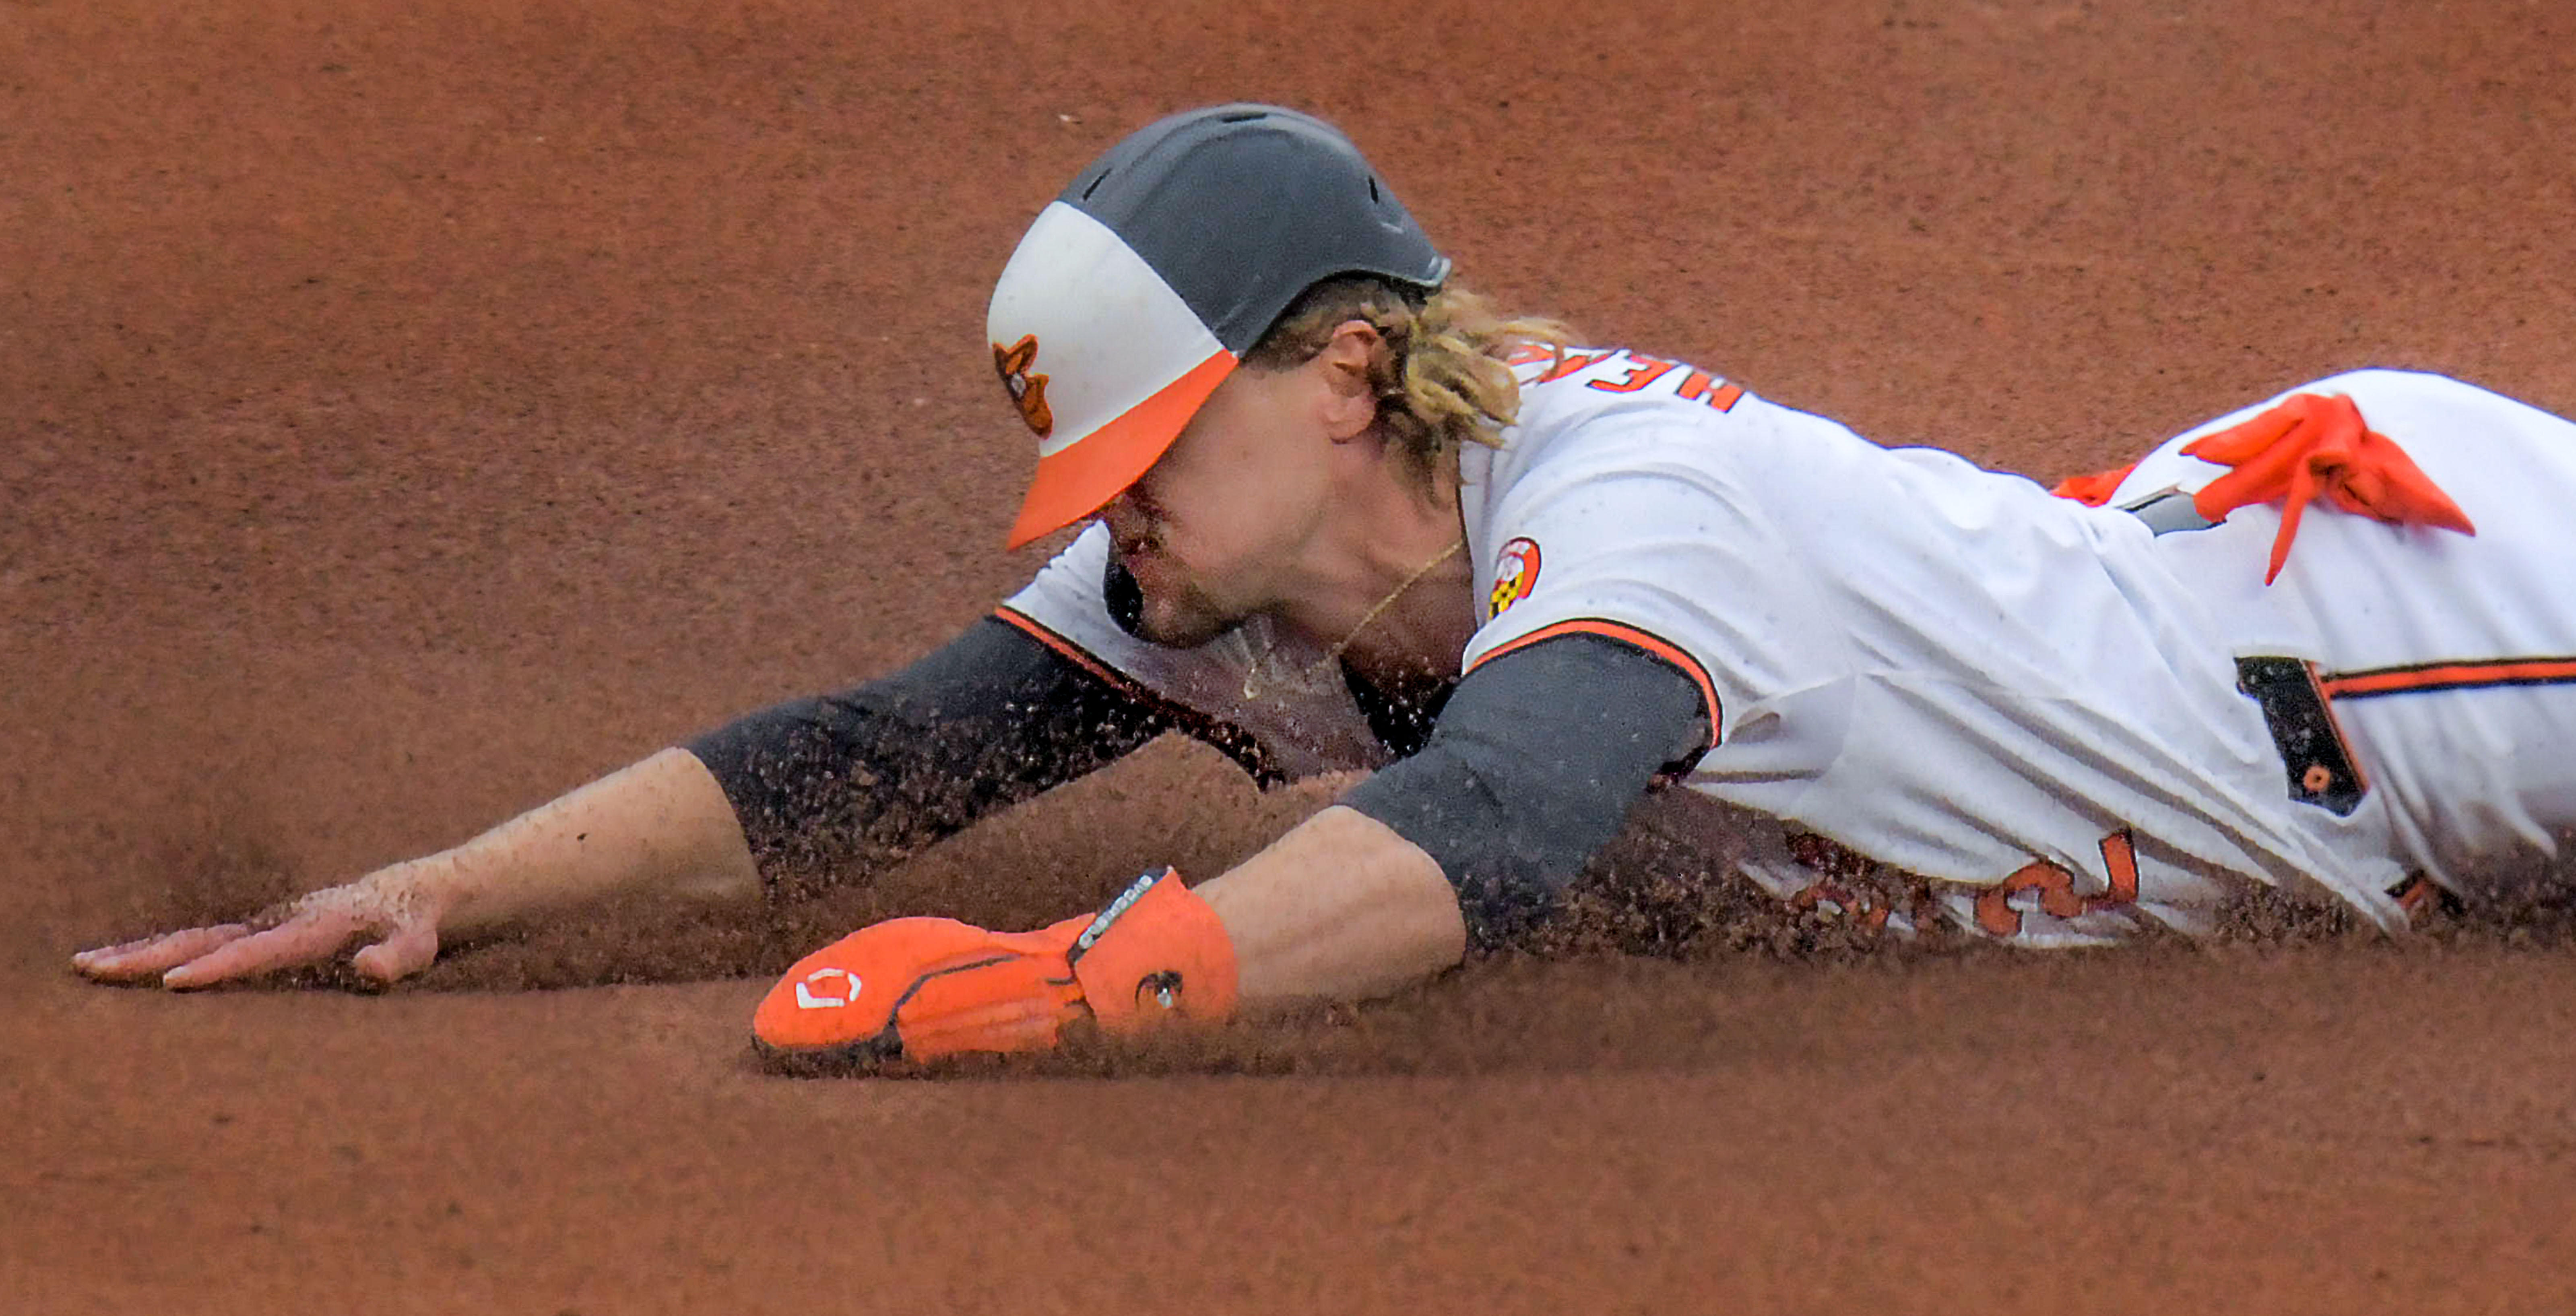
1973, 831, 2140, 938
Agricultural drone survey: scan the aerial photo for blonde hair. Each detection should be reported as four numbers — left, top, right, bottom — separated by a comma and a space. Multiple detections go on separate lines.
1242, 277, 1573, 488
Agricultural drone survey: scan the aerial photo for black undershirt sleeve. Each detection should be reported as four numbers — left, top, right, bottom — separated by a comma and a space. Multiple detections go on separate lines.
683, 616, 1271, 901
1340, 632, 1714, 950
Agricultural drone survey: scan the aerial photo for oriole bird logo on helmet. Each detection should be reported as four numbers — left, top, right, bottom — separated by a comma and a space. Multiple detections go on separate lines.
993, 334, 1053, 438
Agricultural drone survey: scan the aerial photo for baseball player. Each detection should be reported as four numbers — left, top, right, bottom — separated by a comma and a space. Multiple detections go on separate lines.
75, 105, 2576, 1072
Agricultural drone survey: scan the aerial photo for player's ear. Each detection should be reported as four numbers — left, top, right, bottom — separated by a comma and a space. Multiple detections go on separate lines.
1313, 320, 1383, 442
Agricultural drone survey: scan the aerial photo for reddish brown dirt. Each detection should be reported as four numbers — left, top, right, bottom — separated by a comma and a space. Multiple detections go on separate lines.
8, 1, 2576, 1310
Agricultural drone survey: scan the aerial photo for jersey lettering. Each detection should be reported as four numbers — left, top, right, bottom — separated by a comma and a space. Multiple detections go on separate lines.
1521, 347, 1746, 413
1587, 353, 1680, 394
1534, 349, 1620, 384
1675, 370, 1744, 412
1782, 832, 1913, 932
1973, 831, 2140, 938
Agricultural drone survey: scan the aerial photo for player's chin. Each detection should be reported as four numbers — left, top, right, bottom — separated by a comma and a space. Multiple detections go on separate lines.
1131, 594, 1241, 649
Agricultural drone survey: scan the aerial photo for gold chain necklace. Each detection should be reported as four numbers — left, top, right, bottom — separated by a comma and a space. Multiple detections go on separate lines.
1241, 535, 1466, 701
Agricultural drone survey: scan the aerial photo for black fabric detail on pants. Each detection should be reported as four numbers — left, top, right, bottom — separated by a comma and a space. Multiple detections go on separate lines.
683, 618, 1268, 901
1340, 632, 1712, 950
2120, 487, 2218, 535
2235, 656, 2366, 815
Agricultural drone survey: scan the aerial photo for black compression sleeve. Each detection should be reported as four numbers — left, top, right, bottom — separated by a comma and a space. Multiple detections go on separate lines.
1340, 632, 1713, 950
683, 617, 1263, 900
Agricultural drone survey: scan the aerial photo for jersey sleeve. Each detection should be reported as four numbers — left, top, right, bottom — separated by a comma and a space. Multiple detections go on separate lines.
683, 617, 1187, 899
1461, 395, 1829, 752
1340, 630, 1712, 948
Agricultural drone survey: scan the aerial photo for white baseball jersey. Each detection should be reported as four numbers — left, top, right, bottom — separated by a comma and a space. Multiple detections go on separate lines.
1001, 352, 2576, 946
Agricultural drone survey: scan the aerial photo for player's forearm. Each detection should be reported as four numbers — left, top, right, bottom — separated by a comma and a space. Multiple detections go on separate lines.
683, 619, 1209, 899
1196, 804, 1468, 1004
1191, 637, 1708, 1002
413, 746, 760, 936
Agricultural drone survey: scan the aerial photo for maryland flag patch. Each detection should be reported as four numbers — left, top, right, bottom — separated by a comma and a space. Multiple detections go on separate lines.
1488, 537, 1541, 618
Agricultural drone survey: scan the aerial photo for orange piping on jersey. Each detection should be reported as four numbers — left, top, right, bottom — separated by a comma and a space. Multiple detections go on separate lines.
2319, 657, 2576, 700
1467, 618, 1722, 748
2180, 391, 2476, 584
2050, 462, 2137, 507
1674, 371, 1743, 412
991, 605, 1142, 694
2310, 660, 2373, 793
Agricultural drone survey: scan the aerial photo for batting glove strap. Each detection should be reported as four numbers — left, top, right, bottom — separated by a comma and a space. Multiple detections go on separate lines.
1064, 868, 1239, 1031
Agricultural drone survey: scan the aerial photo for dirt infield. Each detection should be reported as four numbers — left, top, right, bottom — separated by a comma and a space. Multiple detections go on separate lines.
8, 0, 2576, 1310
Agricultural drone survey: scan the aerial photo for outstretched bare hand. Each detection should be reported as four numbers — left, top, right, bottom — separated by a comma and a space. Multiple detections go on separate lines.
71, 748, 762, 991
71, 861, 448, 990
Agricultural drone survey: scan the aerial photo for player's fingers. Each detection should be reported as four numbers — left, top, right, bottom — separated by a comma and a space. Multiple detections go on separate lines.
71, 925, 255, 981
75, 926, 256, 979
348, 920, 440, 984
162, 910, 368, 990
70, 926, 240, 976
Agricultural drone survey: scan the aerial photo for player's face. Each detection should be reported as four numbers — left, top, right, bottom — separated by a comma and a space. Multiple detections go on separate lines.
1097, 357, 1346, 647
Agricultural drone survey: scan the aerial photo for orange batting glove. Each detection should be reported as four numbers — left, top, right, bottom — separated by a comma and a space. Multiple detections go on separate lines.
749, 868, 1238, 1070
